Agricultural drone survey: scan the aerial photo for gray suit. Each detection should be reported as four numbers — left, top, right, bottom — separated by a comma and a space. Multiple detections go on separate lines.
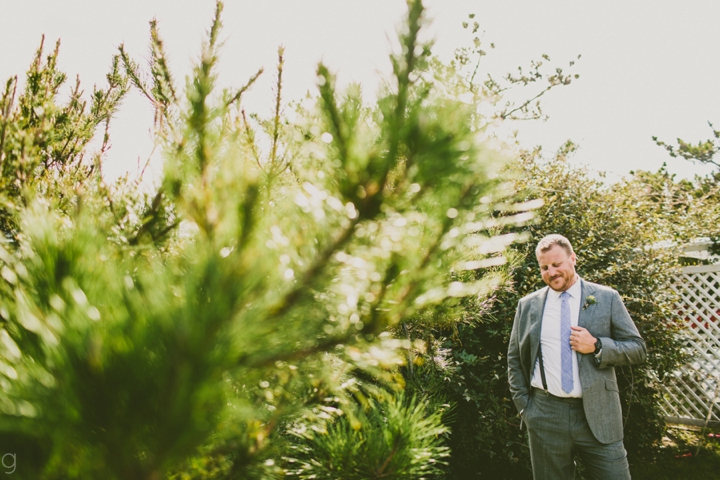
508, 279, 646, 445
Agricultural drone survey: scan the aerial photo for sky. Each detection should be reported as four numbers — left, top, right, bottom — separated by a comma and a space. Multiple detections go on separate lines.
1, 0, 719, 183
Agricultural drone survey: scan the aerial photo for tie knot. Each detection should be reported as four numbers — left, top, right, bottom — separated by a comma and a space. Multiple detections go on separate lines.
560, 291, 569, 299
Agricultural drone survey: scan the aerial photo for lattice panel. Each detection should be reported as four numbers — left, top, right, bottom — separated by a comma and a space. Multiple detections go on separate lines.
661, 266, 720, 425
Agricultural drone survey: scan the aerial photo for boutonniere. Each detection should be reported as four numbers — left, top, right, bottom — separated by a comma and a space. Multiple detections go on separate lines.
582, 295, 596, 310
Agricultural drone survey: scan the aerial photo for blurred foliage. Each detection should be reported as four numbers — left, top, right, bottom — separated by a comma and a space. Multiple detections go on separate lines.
0, 1, 545, 478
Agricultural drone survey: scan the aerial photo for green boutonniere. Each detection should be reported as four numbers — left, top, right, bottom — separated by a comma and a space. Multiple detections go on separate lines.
582, 295, 596, 310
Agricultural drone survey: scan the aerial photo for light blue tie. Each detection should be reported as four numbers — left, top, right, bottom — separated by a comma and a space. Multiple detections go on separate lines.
560, 292, 573, 393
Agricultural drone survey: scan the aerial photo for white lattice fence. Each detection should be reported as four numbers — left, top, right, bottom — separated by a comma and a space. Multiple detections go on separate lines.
661, 264, 720, 426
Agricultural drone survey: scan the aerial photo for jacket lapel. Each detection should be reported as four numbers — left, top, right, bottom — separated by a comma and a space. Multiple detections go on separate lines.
529, 286, 549, 368
578, 278, 596, 330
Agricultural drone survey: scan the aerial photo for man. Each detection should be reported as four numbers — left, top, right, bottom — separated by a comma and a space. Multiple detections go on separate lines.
507, 234, 646, 479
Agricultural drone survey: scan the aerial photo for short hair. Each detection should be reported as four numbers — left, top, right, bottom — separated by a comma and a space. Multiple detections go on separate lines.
535, 234, 574, 258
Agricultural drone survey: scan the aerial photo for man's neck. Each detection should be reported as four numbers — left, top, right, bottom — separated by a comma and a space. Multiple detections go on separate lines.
563, 275, 580, 292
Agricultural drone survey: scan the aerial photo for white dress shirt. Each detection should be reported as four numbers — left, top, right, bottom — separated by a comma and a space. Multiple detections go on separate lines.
531, 277, 583, 398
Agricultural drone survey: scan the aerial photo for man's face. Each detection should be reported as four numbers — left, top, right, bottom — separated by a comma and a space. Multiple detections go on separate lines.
537, 244, 577, 292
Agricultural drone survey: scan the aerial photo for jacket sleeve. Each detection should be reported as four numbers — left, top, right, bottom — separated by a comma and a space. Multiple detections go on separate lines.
507, 302, 530, 413
595, 290, 647, 369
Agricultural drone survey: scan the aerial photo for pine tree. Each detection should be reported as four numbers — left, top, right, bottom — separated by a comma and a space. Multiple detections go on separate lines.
0, 2, 535, 478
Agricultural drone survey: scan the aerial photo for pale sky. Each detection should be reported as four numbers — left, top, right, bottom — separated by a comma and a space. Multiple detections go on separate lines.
1, 1, 718, 182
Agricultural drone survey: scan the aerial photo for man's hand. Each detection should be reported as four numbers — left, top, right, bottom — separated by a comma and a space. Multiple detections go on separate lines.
570, 326, 596, 354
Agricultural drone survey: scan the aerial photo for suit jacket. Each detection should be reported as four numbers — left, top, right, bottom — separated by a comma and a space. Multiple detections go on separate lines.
507, 279, 647, 444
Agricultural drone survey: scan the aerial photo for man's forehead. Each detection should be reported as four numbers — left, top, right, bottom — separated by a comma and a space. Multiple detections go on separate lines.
537, 246, 571, 264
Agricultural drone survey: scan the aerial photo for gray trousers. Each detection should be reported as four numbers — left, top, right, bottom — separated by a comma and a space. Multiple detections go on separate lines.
524, 388, 631, 480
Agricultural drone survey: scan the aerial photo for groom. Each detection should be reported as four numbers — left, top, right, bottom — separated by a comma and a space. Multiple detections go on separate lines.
507, 234, 646, 479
